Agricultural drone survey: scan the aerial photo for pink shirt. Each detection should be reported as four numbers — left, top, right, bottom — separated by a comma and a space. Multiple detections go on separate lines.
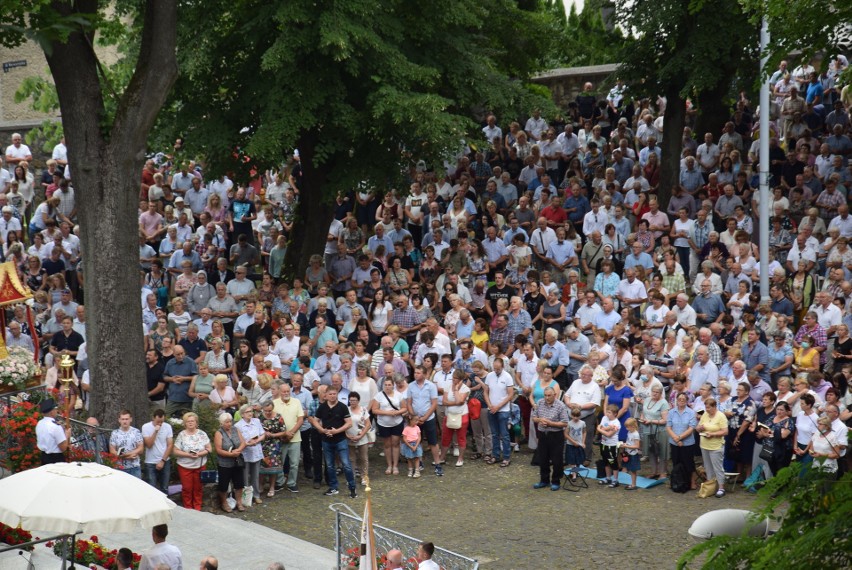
402, 425, 420, 445
139, 211, 164, 235
642, 210, 670, 239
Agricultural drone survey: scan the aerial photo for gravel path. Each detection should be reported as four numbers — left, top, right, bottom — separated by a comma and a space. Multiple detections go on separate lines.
222, 447, 755, 568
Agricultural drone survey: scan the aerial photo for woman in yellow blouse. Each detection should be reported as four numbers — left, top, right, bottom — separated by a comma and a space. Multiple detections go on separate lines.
793, 334, 820, 377
696, 398, 729, 497
471, 317, 490, 351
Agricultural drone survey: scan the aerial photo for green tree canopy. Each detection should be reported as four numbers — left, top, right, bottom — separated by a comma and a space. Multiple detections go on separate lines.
163, 0, 560, 273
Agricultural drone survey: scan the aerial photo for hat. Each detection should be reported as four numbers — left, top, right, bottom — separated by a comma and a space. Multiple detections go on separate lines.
174, 196, 185, 203
40, 399, 57, 414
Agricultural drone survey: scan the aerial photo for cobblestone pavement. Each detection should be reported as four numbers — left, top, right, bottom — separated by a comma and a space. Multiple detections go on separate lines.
224, 446, 756, 569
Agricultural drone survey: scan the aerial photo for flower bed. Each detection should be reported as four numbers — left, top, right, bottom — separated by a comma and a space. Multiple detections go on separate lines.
47, 535, 142, 569
1, 399, 40, 473
0, 347, 39, 392
0, 522, 35, 550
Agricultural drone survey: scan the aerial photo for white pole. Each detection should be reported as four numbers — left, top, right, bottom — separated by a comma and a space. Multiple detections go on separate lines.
758, 15, 770, 302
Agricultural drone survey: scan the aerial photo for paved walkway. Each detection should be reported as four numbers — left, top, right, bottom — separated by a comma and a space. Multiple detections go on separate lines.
0, 506, 337, 570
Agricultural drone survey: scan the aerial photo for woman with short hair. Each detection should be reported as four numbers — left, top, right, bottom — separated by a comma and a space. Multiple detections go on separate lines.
696, 398, 729, 497
236, 404, 266, 503
172, 412, 211, 510
640, 385, 669, 478
213, 412, 246, 512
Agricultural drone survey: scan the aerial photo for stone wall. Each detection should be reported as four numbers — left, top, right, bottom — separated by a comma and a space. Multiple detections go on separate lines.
531, 63, 619, 109
0, 43, 55, 129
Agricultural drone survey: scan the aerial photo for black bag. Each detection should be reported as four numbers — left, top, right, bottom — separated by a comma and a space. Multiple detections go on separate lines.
595, 459, 607, 478
670, 463, 689, 493
759, 439, 775, 462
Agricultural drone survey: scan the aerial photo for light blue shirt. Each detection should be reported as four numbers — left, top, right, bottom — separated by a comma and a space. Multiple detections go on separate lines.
593, 310, 621, 333
688, 360, 719, 393
667, 406, 698, 446
408, 380, 438, 421
503, 227, 527, 246
623, 252, 654, 271
456, 318, 474, 340
541, 341, 570, 369
546, 241, 576, 265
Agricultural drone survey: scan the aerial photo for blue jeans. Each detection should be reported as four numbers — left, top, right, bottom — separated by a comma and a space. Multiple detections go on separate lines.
145, 462, 171, 493
488, 411, 511, 461
123, 466, 142, 479
322, 438, 355, 491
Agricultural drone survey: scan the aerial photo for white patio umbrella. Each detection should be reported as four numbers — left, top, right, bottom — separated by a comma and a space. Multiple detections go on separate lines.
0, 462, 176, 534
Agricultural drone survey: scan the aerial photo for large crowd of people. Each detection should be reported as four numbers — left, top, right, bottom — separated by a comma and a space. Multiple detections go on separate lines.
8, 57, 852, 516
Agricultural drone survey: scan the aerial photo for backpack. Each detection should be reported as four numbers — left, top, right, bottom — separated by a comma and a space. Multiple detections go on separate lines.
670, 463, 689, 493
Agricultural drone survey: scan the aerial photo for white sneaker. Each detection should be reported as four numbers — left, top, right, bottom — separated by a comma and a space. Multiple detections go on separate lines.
413, 470, 421, 478
379, 451, 385, 457
407, 469, 414, 478
456, 459, 464, 467
452, 447, 460, 457
513, 443, 520, 452
361, 478, 367, 486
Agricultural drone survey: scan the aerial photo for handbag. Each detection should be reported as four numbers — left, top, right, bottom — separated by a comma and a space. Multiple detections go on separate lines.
446, 412, 463, 430
467, 398, 482, 420
620, 451, 631, 465
697, 479, 718, 498
759, 438, 775, 462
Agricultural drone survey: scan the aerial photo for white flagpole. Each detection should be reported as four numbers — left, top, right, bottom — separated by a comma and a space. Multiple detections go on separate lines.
359, 477, 377, 570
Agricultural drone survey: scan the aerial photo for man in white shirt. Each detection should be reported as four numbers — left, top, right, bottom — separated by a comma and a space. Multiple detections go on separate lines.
673, 294, 698, 327
563, 366, 602, 462
829, 204, 852, 238
574, 291, 602, 336
530, 217, 557, 270
525, 110, 547, 141
417, 542, 441, 570
141, 409, 174, 494
810, 291, 842, 338
582, 198, 609, 237
274, 323, 301, 380
484, 358, 515, 463
616, 268, 648, 313
696, 132, 721, 177
139, 524, 182, 570
0, 206, 22, 242
52, 136, 68, 168
5, 132, 32, 175
688, 346, 719, 393
209, 175, 233, 209
482, 114, 503, 143
557, 124, 580, 169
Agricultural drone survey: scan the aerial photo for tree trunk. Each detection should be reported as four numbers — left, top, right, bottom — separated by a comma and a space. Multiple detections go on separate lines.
693, 82, 731, 144
43, 0, 177, 425
284, 135, 336, 279
657, 89, 686, 208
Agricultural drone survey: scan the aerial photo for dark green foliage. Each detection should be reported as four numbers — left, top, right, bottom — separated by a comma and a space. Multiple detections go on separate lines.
679, 466, 852, 569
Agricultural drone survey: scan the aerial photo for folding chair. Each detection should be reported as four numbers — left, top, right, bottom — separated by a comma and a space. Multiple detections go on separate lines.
563, 466, 589, 491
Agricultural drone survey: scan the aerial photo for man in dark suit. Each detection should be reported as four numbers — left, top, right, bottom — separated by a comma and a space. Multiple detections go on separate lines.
208, 257, 234, 287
